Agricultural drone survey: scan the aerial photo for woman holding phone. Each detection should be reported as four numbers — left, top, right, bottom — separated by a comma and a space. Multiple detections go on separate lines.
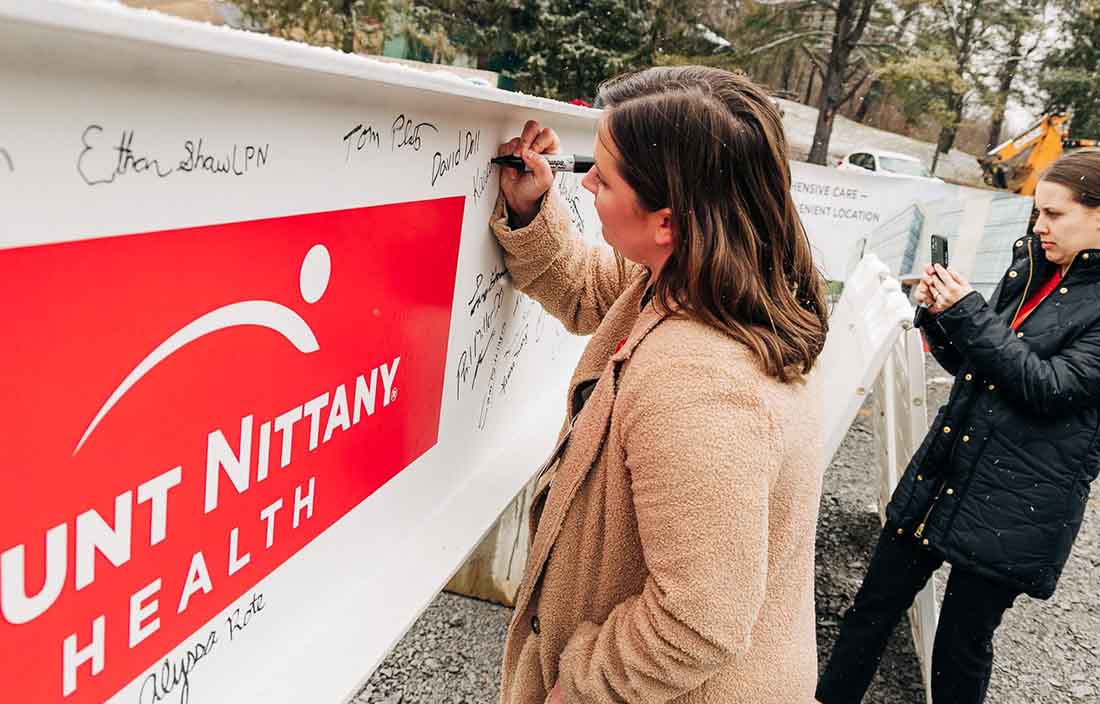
817, 148, 1100, 703
491, 66, 830, 703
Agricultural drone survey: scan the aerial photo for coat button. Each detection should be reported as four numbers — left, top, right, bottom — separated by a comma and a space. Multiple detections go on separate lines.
963, 435, 970, 442
897, 528, 904, 535
946, 488, 955, 495
1060, 287, 1068, 294
1084, 253, 1091, 260
1015, 239, 1023, 247
943, 426, 952, 434
922, 538, 930, 546
964, 373, 973, 381
1008, 270, 1019, 278
988, 384, 996, 391
531, 615, 540, 634
1017, 332, 1025, 338
917, 474, 924, 481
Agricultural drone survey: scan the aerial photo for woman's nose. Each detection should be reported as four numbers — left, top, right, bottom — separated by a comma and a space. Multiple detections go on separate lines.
581, 171, 598, 195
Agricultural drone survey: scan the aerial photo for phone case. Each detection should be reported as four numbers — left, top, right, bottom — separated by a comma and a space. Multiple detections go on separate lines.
931, 235, 949, 268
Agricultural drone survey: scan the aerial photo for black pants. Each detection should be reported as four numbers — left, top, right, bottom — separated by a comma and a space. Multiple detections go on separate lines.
817, 524, 1020, 704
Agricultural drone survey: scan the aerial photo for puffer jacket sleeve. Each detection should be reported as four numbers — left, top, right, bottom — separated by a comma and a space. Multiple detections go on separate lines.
934, 290, 1100, 415
915, 310, 965, 375
489, 190, 638, 335
555, 339, 779, 702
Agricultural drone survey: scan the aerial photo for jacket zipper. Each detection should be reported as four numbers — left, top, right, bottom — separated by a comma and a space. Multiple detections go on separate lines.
1061, 252, 1080, 281
1011, 239, 1035, 324
914, 482, 946, 538
1011, 249, 1079, 329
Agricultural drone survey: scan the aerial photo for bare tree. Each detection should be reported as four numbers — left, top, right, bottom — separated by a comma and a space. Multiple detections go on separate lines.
738, 0, 894, 165
929, 0, 997, 173
984, 1, 1045, 150
853, 0, 921, 123
341, 0, 356, 51
806, 0, 879, 164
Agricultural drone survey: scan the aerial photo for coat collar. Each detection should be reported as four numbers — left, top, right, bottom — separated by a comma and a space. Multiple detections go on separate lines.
1014, 234, 1100, 282
997, 235, 1100, 313
610, 293, 676, 364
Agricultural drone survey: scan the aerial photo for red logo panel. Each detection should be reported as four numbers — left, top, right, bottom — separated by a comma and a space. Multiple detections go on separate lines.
0, 197, 464, 702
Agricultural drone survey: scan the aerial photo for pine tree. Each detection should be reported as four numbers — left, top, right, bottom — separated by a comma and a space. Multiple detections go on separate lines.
507, 0, 652, 102
806, 0, 882, 165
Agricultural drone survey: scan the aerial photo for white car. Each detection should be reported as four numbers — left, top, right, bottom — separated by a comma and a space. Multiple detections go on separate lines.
836, 148, 943, 182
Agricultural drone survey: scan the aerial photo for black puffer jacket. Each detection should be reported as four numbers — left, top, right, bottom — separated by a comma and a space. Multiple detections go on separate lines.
886, 234, 1100, 598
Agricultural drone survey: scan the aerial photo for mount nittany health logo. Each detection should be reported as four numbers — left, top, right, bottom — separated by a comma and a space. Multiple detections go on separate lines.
75, 243, 335, 455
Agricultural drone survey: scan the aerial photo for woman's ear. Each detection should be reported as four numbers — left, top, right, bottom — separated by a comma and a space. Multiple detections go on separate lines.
653, 208, 675, 248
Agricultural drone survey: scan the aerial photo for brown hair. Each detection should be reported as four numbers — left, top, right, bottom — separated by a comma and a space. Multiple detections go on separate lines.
1040, 147, 1100, 208
596, 66, 828, 382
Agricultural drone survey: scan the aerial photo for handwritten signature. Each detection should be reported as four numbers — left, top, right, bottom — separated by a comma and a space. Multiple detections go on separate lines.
478, 318, 508, 430
457, 326, 495, 401
472, 161, 494, 206
79, 126, 172, 185
431, 129, 481, 187
226, 592, 266, 642
77, 126, 269, 186
500, 320, 529, 395
454, 268, 567, 427
177, 139, 269, 175
136, 592, 265, 704
137, 630, 217, 704
557, 175, 586, 234
467, 267, 508, 317
342, 123, 381, 162
391, 114, 438, 152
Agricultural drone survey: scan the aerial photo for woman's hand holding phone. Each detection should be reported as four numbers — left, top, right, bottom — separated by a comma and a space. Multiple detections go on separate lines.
918, 263, 974, 313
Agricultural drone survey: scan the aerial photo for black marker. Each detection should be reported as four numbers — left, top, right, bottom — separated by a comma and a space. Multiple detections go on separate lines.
491, 154, 595, 173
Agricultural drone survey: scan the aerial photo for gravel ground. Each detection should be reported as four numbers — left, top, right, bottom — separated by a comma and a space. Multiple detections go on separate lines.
350, 358, 1099, 704
348, 592, 511, 704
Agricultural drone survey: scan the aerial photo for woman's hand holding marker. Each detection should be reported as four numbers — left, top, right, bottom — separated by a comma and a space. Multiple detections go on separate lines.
498, 119, 561, 228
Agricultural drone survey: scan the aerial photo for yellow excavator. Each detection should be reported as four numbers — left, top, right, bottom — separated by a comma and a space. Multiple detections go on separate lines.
978, 112, 1099, 195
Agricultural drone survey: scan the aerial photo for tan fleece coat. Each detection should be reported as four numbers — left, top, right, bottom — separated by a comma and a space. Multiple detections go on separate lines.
491, 190, 825, 704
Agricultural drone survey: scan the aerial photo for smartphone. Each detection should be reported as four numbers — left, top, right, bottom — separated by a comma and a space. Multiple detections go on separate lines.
931, 234, 950, 269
